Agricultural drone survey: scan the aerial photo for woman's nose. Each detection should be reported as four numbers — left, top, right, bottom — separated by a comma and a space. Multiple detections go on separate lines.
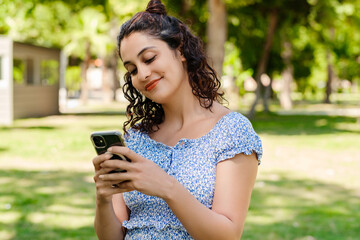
137, 64, 151, 81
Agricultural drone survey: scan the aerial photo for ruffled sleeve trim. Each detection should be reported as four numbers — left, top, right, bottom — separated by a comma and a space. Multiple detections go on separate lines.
215, 112, 263, 165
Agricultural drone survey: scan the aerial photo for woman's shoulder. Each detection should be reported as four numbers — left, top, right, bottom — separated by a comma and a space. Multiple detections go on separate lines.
213, 110, 263, 163
217, 110, 253, 131
212, 102, 251, 123
208, 103, 253, 135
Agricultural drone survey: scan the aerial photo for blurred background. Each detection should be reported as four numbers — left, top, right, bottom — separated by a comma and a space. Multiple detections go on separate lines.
0, 0, 359, 239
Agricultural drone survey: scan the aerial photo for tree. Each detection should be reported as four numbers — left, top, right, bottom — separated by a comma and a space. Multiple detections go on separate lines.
2, 1, 71, 47
1, 0, 113, 103
227, 0, 312, 116
306, 0, 360, 103
106, 0, 146, 102
206, 0, 227, 77
64, 7, 111, 104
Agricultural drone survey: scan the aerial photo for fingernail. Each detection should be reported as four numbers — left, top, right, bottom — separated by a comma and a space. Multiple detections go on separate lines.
107, 147, 112, 152
99, 175, 104, 179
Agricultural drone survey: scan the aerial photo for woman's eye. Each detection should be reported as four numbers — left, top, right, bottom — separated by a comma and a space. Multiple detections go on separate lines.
145, 56, 156, 64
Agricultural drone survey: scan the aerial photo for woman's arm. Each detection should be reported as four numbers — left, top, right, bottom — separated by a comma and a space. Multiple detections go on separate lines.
164, 152, 258, 240
93, 154, 129, 240
101, 147, 258, 240
112, 193, 130, 226
94, 198, 124, 240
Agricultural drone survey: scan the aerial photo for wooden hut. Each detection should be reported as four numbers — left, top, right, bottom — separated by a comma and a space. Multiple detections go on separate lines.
0, 36, 65, 125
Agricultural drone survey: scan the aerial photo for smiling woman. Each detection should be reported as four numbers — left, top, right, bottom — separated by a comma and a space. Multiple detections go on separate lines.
92, 0, 263, 239
117, 0, 224, 135
120, 32, 188, 105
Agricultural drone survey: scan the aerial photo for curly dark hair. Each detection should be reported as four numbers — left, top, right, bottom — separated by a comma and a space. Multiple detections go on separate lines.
117, 0, 224, 134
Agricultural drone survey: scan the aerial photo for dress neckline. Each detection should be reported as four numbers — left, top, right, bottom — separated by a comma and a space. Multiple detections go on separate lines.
142, 111, 236, 148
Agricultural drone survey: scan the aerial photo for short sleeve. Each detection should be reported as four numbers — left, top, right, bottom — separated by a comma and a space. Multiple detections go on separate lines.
215, 113, 262, 165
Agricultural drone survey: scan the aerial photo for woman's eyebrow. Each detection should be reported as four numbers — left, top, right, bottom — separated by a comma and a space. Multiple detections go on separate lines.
137, 46, 156, 57
123, 46, 156, 66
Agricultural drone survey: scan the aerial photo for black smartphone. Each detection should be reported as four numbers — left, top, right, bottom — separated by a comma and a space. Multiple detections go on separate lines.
90, 130, 130, 173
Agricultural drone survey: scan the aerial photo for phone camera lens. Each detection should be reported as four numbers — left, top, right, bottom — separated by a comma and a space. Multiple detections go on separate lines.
93, 136, 106, 148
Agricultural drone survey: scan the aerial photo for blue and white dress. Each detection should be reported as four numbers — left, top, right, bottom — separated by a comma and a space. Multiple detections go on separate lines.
122, 111, 263, 239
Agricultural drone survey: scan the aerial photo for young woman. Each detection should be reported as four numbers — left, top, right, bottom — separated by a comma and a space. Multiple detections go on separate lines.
92, 0, 262, 239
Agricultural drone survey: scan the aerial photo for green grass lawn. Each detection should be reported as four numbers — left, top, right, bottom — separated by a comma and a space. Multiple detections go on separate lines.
0, 112, 359, 240
244, 113, 360, 240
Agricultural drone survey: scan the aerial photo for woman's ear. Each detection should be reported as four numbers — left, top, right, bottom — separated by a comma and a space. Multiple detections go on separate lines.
176, 48, 186, 62
181, 53, 186, 62
175, 43, 186, 62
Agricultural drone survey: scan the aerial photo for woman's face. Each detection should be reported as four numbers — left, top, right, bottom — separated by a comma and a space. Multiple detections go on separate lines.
120, 32, 187, 104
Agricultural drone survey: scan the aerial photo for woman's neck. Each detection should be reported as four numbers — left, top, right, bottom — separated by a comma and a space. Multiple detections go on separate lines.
150, 100, 227, 146
161, 93, 206, 130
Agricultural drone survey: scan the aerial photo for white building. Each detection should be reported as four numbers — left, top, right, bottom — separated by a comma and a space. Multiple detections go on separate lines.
0, 36, 66, 125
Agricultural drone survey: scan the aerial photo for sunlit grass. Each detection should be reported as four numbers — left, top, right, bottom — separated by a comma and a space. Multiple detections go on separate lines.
245, 171, 360, 240
0, 169, 97, 240
0, 114, 127, 165
0, 111, 359, 239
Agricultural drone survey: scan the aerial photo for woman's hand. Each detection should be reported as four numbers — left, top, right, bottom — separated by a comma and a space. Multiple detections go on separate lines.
97, 146, 175, 199
93, 153, 128, 240
93, 152, 125, 203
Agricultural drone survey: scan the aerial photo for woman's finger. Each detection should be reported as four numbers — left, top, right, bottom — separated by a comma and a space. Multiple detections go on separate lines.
96, 178, 133, 193
95, 167, 119, 178
107, 146, 143, 163
100, 159, 131, 171
92, 153, 113, 170
99, 171, 130, 182
95, 182, 124, 199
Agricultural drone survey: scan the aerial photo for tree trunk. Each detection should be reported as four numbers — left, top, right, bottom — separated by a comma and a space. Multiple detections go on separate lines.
101, 56, 113, 103
248, 9, 278, 118
80, 40, 91, 105
263, 75, 273, 113
280, 40, 293, 110
180, 0, 192, 15
108, 17, 121, 101
206, 0, 227, 77
110, 51, 120, 101
324, 50, 333, 104
324, 27, 335, 104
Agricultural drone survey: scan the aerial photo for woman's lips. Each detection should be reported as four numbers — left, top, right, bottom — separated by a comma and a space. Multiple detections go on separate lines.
145, 78, 161, 91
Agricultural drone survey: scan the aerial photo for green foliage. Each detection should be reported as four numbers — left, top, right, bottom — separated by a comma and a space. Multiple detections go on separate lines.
37, 0, 107, 11
12, 59, 26, 84
1, 0, 359, 102
223, 42, 254, 96
64, 7, 111, 58
65, 66, 82, 92
306, 0, 360, 86
225, 0, 360, 101
40, 60, 59, 85
225, 0, 259, 8
227, 0, 312, 74
163, 0, 208, 39
0, 0, 10, 33
108, 0, 146, 19
2, 1, 71, 47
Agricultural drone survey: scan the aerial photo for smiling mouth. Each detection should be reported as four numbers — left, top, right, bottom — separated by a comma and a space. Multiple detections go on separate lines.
145, 78, 161, 91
